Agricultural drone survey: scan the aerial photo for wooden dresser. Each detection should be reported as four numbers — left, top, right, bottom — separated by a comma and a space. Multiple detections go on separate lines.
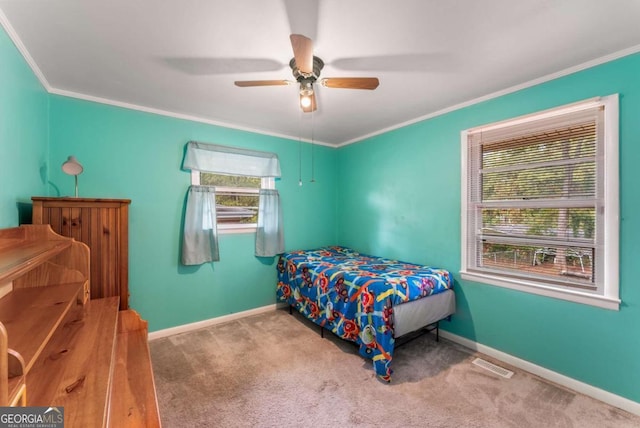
0, 225, 160, 427
31, 197, 131, 310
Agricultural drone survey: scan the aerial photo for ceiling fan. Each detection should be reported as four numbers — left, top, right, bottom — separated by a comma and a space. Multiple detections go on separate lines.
234, 34, 380, 113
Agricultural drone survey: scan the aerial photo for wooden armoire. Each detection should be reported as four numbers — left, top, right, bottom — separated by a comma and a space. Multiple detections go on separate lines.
32, 197, 131, 310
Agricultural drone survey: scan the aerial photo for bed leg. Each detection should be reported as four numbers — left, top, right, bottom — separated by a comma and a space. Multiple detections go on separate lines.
436, 321, 440, 342
320, 326, 324, 338
289, 305, 292, 315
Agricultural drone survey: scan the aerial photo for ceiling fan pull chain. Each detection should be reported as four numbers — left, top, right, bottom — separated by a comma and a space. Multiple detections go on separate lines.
310, 109, 316, 183
298, 109, 303, 186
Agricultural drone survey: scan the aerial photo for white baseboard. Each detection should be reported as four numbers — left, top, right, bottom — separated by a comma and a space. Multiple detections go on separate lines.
439, 330, 640, 417
148, 303, 285, 341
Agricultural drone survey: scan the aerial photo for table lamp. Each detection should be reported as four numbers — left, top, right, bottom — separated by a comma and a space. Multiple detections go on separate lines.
61, 156, 83, 197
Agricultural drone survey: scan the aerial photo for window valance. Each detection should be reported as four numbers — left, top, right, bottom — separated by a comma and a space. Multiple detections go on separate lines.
183, 141, 281, 178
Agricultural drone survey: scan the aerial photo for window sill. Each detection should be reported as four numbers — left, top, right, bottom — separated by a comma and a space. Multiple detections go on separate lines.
460, 270, 620, 311
218, 226, 256, 235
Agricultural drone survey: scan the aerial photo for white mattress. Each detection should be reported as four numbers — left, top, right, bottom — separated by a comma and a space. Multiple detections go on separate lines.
392, 289, 455, 337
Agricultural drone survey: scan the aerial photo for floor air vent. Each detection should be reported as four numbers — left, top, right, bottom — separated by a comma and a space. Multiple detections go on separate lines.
472, 358, 514, 378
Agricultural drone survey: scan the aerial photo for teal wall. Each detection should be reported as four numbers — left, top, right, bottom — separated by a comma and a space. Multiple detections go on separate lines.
0, 26, 48, 227
47, 96, 338, 331
2, 19, 639, 405
337, 53, 640, 403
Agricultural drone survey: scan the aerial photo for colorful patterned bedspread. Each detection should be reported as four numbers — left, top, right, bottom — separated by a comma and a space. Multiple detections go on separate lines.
276, 246, 453, 381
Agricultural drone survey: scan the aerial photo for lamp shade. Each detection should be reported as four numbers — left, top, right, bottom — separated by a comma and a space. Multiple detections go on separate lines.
62, 156, 83, 176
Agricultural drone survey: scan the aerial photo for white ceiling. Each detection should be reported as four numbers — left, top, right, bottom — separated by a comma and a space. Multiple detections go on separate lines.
1, 0, 640, 146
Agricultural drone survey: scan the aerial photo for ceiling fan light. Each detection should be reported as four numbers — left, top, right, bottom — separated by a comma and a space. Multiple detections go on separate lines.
300, 94, 312, 108
300, 83, 314, 108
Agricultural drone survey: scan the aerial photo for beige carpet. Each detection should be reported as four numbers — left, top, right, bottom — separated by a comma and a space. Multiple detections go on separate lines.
150, 309, 639, 427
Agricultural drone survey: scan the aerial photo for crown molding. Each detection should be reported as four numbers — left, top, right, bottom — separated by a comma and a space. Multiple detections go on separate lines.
2, 6, 639, 150
0, 7, 335, 148
337, 44, 640, 148
0, 7, 51, 91
49, 87, 336, 148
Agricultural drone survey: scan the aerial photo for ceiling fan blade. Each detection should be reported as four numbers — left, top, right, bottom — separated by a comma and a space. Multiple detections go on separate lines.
234, 80, 291, 87
321, 77, 380, 90
164, 57, 283, 75
290, 34, 314, 74
331, 53, 454, 72
284, 0, 319, 42
300, 92, 317, 113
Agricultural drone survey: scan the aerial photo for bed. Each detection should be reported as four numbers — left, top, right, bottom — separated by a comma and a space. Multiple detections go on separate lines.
276, 246, 455, 381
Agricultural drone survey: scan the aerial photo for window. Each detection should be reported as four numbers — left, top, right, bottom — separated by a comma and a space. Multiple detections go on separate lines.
460, 95, 619, 309
191, 171, 274, 232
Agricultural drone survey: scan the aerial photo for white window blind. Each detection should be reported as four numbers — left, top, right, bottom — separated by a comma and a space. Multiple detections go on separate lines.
461, 96, 619, 309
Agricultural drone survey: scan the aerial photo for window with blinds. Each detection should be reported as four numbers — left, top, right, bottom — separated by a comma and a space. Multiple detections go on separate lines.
461, 96, 620, 309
